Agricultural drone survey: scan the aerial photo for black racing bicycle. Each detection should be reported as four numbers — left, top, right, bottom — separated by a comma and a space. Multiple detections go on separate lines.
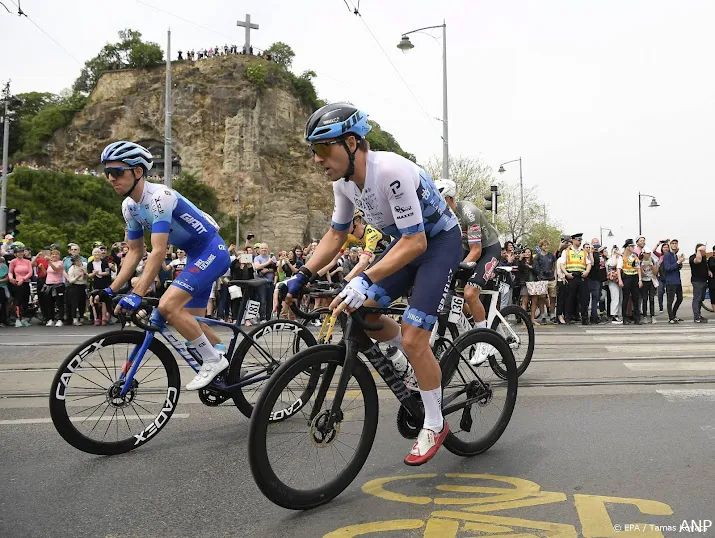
247, 300, 518, 510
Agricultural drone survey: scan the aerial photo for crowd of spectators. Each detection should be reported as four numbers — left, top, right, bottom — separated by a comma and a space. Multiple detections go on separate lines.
176, 44, 275, 62
496, 235, 714, 326
1, 231, 712, 329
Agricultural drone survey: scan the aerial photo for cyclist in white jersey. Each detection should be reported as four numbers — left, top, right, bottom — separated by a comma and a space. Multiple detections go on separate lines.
284, 103, 463, 466
91, 141, 231, 390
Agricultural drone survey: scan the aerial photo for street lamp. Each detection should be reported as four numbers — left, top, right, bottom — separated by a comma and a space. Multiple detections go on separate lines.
498, 157, 523, 240
638, 192, 659, 236
397, 21, 449, 180
600, 227, 614, 246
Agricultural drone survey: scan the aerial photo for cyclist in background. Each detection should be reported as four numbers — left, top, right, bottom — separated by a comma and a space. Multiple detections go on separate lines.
93, 141, 230, 390
435, 179, 501, 364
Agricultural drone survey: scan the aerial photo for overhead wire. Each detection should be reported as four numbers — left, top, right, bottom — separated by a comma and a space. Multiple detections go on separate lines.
339, 0, 444, 141
7, 0, 82, 65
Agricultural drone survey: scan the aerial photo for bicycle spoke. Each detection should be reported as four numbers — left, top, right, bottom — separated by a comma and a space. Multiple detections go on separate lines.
69, 400, 109, 418
82, 360, 114, 384
87, 403, 112, 435
96, 350, 116, 383
102, 409, 117, 440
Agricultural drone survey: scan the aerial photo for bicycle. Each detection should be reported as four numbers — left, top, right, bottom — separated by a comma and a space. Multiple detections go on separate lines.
49, 280, 319, 455
430, 263, 534, 378
247, 296, 518, 509
702, 288, 714, 313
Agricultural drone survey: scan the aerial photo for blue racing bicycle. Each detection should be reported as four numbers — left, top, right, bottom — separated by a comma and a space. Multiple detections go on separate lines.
49, 285, 320, 455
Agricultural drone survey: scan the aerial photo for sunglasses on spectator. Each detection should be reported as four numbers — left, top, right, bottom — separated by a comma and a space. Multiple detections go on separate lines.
104, 166, 136, 179
310, 140, 341, 158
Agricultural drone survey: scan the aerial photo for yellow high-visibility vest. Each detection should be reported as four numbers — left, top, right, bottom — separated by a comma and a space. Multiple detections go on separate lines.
565, 248, 587, 272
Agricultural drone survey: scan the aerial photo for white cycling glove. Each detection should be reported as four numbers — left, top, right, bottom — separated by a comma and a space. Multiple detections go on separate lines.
338, 273, 373, 309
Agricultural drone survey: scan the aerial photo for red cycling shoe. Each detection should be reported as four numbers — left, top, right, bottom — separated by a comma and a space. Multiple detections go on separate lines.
404, 421, 450, 466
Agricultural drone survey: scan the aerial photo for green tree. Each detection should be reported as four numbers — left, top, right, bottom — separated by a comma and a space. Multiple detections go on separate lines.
524, 222, 563, 251
289, 70, 324, 111
246, 64, 267, 89
17, 223, 68, 253
264, 42, 295, 69
172, 173, 218, 214
366, 121, 416, 162
73, 29, 163, 94
75, 208, 126, 253
424, 155, 495, 204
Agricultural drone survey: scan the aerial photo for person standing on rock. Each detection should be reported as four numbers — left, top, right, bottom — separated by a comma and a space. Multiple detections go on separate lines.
92, 141, 231, 391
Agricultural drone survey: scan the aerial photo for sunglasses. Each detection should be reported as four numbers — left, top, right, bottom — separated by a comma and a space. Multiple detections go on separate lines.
104, 165, 136, 179
310, 140, 342, 158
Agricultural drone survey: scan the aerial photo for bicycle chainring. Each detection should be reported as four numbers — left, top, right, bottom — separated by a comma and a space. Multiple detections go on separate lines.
396, 395, 424, 440
198, 387, 229, 407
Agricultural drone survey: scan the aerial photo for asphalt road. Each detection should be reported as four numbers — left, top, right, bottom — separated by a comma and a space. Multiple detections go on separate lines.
1, 315, 714, 538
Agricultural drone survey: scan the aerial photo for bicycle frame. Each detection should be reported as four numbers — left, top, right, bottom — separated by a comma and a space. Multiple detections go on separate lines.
118, 308, 278, 397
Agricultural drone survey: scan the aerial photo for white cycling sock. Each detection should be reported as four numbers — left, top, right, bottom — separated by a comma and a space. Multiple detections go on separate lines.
420, 387, 444, 432
190, 334, 220, 363
384, 331, 406, 356
475, 320, 487, 329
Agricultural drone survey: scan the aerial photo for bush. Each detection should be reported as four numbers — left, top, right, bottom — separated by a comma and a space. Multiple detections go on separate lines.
246, 64, 267, 89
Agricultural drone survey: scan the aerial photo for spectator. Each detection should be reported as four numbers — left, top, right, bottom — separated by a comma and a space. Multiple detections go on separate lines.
585, 242, 602, 324
157, 247, 174, 298
33, 246, 50, 321
43, 249, 65, 327
230, 249, 257, 324
170, 249, 187, 279
708, 245, 715, 312
0, 255, 9, 326
655, 241, 669, 313
605, 246, 622, 324
689, 243, 709, 323
8, 245, 33, 326
253, 243, 276, 321
518, 248, 538, 323
620, 239, 642, 325
88, 247, 111, 326
639, 247, 658, 324
533, 239, 556, 324
63, 244, 86, 323
663, 239, 685, 323
66, 255, 88, 326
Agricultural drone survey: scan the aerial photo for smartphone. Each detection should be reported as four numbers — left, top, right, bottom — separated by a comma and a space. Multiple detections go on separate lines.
247, 233, 255, 240
240, 253, 253, 264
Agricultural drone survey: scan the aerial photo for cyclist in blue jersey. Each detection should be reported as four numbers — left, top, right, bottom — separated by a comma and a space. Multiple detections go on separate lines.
91, 141, 231, 390
284, 103, 463, 466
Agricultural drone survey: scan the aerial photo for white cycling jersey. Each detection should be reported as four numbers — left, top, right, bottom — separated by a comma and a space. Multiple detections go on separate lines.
331, 151, 458, 239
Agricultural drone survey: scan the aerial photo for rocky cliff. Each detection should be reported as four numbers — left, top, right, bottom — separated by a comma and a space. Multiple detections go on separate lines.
48, 55, 333, 248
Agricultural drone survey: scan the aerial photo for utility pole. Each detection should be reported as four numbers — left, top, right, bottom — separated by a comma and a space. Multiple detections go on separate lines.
1, 81, 10, 236
235, 180, 240, 247
164, 28, 172, 188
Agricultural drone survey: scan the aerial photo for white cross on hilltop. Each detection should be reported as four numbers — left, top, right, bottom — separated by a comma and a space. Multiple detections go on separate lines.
237, 14, 259, 51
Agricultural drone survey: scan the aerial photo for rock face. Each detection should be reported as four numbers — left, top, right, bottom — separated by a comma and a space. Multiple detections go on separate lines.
49, 55, 333, 249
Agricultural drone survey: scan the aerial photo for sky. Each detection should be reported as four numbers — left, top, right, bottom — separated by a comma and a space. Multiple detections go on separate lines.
2, 0, 713, 254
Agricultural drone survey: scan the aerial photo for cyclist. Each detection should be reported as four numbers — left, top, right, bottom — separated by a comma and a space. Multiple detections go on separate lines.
92, 141, 230, 390
284, 103, 462, 466
434, 179, 502, 365
317, 209, 391, 283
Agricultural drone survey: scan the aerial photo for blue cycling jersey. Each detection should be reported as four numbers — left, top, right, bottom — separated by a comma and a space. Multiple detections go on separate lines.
122, 182, 219, 254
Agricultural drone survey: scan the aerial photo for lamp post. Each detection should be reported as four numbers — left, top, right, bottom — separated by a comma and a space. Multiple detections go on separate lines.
498, 157, 523, 240
637, 193, 659, 236
397, 21, 449, 179
600, 227, 614, 246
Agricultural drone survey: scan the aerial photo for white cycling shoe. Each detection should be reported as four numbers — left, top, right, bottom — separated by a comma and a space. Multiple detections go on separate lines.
186, 357, 229, 390
469, 342, 496, 366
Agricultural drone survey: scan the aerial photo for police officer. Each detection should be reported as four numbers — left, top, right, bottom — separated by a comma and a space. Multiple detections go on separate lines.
559, 233, 592, 325
621, 238, 642, 325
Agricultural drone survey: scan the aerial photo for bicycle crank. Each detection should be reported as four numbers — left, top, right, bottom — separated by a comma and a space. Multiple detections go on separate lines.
198, 387, 229, 407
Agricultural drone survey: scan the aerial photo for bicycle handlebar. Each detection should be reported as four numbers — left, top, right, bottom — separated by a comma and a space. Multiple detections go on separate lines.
112, 295, 162, 332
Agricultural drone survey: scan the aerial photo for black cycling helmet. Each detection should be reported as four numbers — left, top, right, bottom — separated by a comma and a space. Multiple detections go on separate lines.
304, 103, 371, 181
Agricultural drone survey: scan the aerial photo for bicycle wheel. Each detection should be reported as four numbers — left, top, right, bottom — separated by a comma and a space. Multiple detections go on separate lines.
440, 328, 518, 457
702, 301, 714, 313
49, 330, 181, 455
300, 307, 347, 344
490, 304, 535, 377
249, 345, 379, 510
228, 319, 318, 419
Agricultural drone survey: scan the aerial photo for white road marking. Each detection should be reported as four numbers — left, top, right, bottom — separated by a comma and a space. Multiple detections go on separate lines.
0, 413, 190, 425
656, 389, 715, 402
624, 361, 715, 371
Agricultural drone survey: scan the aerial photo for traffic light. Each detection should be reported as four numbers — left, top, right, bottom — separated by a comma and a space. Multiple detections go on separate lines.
484, 185, 500, 224
5, 208, 20, 237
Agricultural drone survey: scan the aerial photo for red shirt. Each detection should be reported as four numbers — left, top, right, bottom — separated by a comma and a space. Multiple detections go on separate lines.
35, 256, 49, 278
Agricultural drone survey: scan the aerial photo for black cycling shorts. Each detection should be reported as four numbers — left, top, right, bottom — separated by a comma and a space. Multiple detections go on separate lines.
462, 242, 503, 289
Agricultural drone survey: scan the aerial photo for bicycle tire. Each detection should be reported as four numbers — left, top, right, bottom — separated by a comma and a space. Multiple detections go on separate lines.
248, 345, 379, 510
49, 330, 181, 455
440, 328, 518, 457
228, 319, 318, 419
701, 301, 714, 313
490, 304, 535, 377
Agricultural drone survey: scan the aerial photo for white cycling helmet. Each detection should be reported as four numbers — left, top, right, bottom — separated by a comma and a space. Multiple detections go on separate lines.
434, 178, 457, 199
